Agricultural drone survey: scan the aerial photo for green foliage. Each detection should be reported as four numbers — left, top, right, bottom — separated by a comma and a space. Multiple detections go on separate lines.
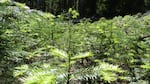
71, 61, 125, 83
68, 8, 79, 19
24, 70, 56, 84
71, 52, 93, 60
0, 0, 150, 84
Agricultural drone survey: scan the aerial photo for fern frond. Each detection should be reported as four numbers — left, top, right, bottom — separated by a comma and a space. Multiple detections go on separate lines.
71, 67, 97, 81
24, 71, 56, 84
70, 61, 125, 83
51, 48, 68, 59
71, 52, 93, 60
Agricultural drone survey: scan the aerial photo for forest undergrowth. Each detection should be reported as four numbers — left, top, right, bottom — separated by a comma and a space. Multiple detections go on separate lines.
0, 0, 150, 84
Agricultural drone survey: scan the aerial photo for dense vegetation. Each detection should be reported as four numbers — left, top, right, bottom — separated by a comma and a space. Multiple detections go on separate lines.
0, 0, 150, 84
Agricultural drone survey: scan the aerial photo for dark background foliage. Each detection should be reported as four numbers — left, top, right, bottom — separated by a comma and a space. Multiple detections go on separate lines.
14, 0, 149, 18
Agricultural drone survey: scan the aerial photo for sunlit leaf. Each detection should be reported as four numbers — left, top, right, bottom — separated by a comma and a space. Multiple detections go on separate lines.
71, 52, 93, 60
